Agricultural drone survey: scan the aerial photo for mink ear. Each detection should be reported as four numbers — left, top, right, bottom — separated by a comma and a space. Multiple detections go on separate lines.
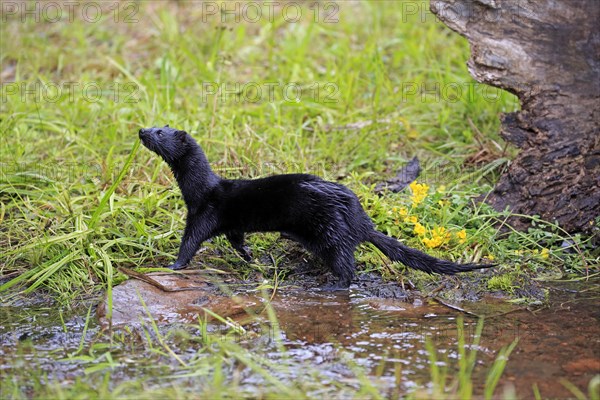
175, 130, 187, 142
165, 124, 170, 128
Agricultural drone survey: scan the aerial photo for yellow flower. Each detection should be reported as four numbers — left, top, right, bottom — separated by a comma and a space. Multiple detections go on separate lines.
541, 248, 549, 259
487, 254, 495, 261
456, 229, 467, 244
413, 222, 426, 236
405, 215, 418, 224
436, 185, 446, 194
398, 207, 408, 216
422, 236, 443, 248
422, 226, 451, 248
409, 181, 429, 207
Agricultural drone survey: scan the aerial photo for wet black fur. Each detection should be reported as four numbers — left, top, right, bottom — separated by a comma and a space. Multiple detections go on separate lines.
139, 126, 491, 290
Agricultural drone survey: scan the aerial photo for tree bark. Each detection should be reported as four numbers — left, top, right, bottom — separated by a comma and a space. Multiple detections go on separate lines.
430, 0, 600, 233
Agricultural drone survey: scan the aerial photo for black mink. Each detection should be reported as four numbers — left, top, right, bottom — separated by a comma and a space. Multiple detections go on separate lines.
138, 125, 491, 290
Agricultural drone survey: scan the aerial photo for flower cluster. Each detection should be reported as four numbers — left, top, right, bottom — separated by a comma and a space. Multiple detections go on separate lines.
421, 226, 451, 249
413, 222, 426, 236
385, 181, 555, 262
392, 182, 471, 249
409, 181, 429, 207
407, 219, 469, 249
456, 229, 467, 244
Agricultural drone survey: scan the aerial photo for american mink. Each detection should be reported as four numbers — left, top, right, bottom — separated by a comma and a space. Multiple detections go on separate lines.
139, 125, 491, 290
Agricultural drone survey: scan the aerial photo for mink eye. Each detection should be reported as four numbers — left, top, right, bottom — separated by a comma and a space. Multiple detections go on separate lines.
157, 130, 163, 136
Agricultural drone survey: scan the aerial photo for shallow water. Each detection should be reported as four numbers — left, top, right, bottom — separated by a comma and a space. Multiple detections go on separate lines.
1, 280, 598, 398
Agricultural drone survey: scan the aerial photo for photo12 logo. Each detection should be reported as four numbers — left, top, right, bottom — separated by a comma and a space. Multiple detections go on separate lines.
200, 1, 339, 23
1, 81, 140, 104
400, 81, 507, 103
1, 1, 139, 23
200, 81, 339, 104
1, 161, 104, 184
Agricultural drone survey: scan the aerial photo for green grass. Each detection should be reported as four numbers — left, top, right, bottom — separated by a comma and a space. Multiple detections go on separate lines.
2, 3, 598, 398
1, 1, 597, 302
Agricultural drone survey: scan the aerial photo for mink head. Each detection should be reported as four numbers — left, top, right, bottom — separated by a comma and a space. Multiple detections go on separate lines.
139, 125, 192, 165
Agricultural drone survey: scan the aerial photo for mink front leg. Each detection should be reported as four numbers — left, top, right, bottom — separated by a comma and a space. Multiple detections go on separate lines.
168, 214, 215, 270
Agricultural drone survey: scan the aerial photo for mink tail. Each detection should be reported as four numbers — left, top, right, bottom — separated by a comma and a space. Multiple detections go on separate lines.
368, 230, 493, 275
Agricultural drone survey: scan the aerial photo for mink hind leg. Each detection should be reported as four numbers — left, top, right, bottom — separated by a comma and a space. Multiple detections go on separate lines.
226, 231, 252, 261
319, 247, 356, 291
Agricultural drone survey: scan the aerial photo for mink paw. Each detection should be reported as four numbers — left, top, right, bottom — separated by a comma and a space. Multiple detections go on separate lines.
240, 247, 253, 262
167, 262, 188, 270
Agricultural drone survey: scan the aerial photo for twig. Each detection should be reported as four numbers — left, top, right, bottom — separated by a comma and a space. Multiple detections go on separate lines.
0, 271, 20, 281
431, 296, 481, 317
118, 267, 208, 292
486, 307, 528, 319
428, 282, 447, 297
468, 118, 485, 149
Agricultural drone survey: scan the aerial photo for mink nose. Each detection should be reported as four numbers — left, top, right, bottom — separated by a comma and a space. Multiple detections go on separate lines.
138, 128, 146, 138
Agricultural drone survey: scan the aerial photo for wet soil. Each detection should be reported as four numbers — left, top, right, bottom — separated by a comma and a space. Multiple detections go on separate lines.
2, 270, 599, 398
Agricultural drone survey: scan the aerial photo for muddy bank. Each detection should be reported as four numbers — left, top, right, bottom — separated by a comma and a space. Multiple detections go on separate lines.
2, 265, 597, 398
93, 267, 599, 398
97, 267, 515, 329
